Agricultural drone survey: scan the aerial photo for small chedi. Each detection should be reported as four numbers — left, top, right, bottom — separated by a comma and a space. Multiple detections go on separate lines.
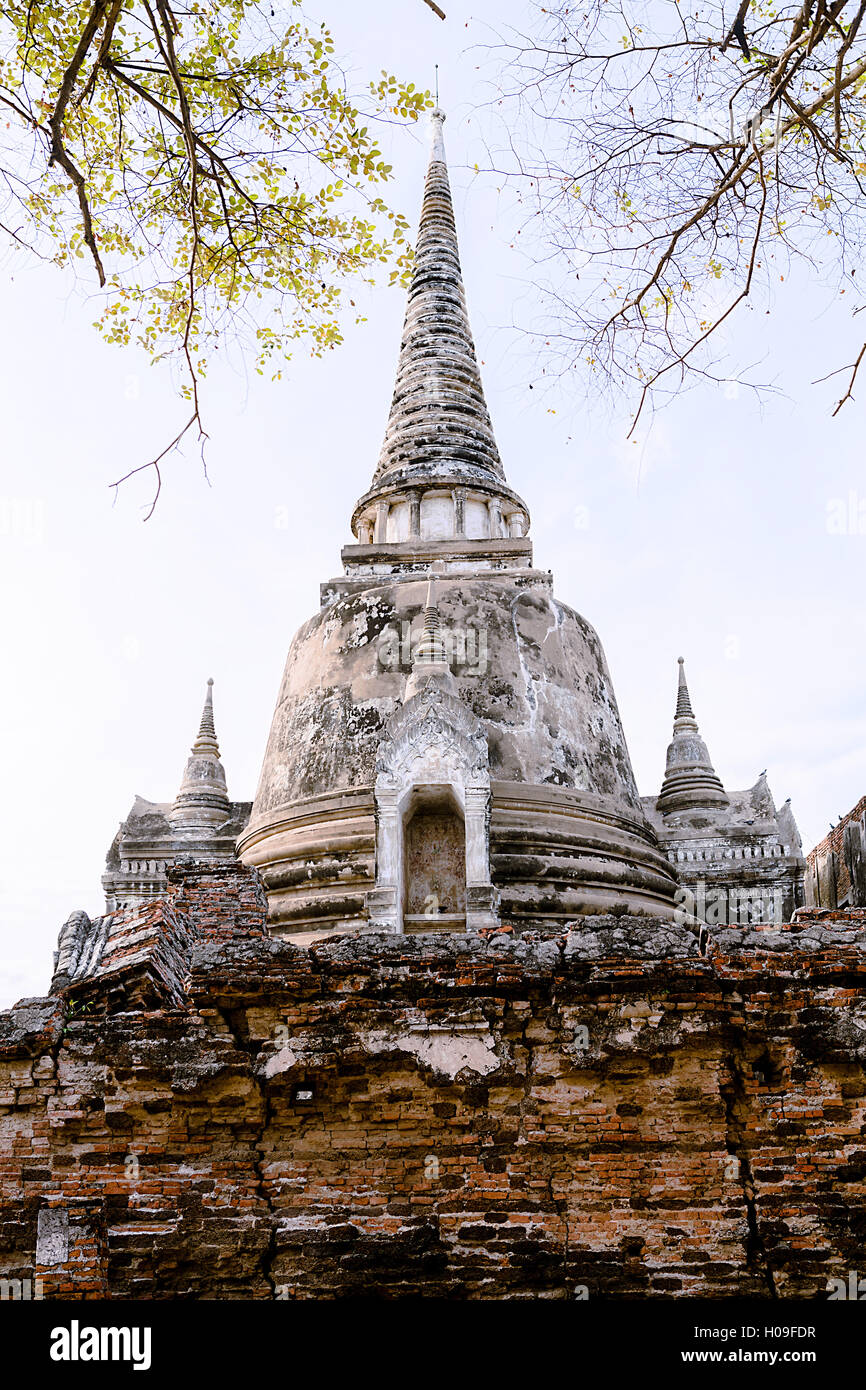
1, 111, 863, 1302
642, 658, 805, 929
102, 679, 251, 912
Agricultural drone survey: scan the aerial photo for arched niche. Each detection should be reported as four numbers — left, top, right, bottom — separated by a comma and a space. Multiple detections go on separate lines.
403, 785, 466, 927
366, 685, 499, 933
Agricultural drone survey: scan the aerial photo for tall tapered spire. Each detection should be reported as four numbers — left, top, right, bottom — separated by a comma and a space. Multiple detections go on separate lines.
372, 107, 504, 487
657, 658, 729, 814
675, 657, 694, 719
349, 106, 529, 555
193, 677, 219, 755
169, 679, 231, 831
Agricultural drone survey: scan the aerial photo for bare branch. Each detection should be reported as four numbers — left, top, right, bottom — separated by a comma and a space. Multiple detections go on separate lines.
483, 0, 866, 418
831, 341, 866, 414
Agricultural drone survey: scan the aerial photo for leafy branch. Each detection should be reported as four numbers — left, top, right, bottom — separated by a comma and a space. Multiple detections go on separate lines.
0, 0, 433, 513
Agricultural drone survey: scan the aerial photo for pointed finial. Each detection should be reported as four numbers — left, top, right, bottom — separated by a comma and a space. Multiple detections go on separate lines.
193, 677, 219, 755
424, 568, 438, 620
675, 656, 694, 720
435, 64, 439, 105
405, 567, 450, 683
430, 105, 446, 163
415, 568, 446, 661
404, 572, 455, 699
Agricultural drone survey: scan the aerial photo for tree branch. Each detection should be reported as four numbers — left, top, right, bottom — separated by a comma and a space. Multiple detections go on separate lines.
831, 340, 866, 413
46, 0, 109, 284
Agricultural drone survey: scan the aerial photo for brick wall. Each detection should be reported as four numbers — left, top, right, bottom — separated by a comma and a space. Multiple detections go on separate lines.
807, 794, 866, 907
1, 881, 865, 1299
166, 860, 268, 942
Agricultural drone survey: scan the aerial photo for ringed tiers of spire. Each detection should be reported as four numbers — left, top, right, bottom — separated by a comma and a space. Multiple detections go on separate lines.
169, 679, 231, 832
350, 108, 529, 549
657, 658, 730, 815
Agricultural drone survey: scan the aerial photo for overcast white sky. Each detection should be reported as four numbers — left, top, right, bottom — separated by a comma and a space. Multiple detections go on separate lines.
1, 0, 864, 1008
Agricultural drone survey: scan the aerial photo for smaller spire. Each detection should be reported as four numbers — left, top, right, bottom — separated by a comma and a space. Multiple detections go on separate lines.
169, 679, 231, 832
193, 678, 220, 756
412, 570, 449, 667
405, 569, 455, 699
675, 657, 694, 719
657, 658, 729, 815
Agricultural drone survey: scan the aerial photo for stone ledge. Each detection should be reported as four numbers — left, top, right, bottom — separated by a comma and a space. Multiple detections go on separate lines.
15, 902, 866, 1028
341, 536, 533, 565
